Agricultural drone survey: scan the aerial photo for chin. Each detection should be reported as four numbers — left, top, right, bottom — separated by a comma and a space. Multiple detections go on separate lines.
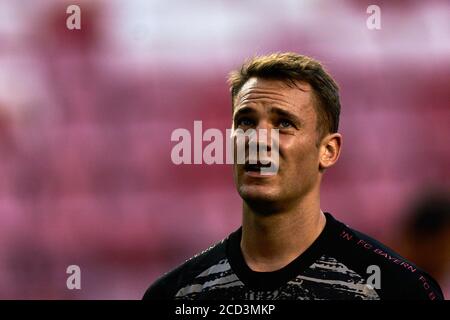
238, 185, 280, 204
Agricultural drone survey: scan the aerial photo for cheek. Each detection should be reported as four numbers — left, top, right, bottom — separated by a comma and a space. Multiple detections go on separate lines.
281, 136, 320, 169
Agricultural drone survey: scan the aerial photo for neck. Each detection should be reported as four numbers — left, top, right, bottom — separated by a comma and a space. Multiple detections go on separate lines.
240, 189, 326, 272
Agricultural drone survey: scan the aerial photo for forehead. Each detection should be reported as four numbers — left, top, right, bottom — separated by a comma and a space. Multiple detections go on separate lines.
234, 77, 315, 115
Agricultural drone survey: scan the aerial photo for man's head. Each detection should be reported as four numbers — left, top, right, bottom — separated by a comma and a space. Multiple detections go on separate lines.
229, 52, 340, 140
228, 53, 342, 213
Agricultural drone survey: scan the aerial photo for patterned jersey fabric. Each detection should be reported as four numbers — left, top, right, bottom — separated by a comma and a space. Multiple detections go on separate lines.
144, 212, 443, 300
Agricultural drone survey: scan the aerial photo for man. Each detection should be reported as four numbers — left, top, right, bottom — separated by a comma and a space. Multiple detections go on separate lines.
143, 53, 443, 300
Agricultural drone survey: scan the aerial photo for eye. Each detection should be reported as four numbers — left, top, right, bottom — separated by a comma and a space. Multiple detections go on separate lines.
279, 119, 293, 128
236, 117, 254, 127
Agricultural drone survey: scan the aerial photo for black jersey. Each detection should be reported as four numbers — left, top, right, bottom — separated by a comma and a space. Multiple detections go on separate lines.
143, 212, 443, 300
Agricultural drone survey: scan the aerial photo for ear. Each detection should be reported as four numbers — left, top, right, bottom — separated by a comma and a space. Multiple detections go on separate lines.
319, 133, 342, 171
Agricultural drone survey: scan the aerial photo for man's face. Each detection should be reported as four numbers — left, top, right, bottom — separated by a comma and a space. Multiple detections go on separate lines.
232, 77, 323, 209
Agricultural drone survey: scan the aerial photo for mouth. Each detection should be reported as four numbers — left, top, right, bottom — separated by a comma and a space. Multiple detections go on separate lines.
244, 161, 271, 172
243, 160, 277, 176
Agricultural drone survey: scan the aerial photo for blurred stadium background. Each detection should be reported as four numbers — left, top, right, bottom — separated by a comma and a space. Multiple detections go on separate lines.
0, 0, 448, 299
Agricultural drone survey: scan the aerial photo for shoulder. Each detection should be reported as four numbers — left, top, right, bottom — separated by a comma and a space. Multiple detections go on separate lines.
326, 213, 444, 300
142, 237, 227, 300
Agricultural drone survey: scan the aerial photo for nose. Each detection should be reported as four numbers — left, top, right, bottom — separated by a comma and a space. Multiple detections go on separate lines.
253, 121, 275, 151
246, 121, 280, 169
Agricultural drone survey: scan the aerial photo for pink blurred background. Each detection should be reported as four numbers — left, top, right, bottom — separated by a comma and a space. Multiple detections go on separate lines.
0, 0, 449, 299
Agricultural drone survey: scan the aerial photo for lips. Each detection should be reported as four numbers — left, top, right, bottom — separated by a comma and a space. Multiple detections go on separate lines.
244, 161, 273, 172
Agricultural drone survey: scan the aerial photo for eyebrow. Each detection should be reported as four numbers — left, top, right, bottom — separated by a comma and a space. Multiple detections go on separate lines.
233, 106, 303, 127
233, 106, 255, 119
270, 108, 302, 126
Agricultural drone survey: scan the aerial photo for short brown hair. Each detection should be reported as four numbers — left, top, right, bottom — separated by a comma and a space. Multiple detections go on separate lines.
228, 52, 340, 137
